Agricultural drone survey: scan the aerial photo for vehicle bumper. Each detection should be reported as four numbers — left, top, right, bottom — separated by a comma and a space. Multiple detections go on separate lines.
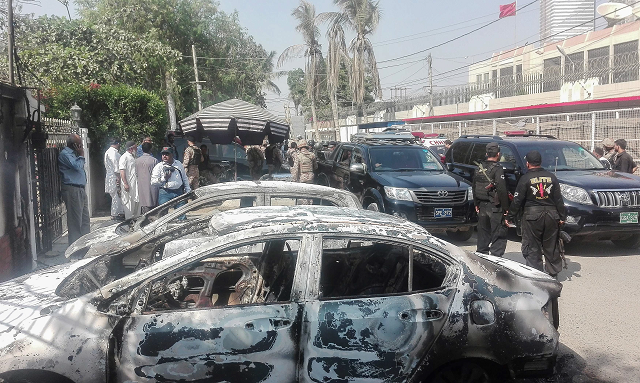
383, 198, 477, 230
509, 353, 557, 378
563, 201, 640, 239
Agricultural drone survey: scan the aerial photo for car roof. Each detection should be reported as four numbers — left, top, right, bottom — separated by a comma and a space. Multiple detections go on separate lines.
194, 181, 360, 207
208, 205, 430, 239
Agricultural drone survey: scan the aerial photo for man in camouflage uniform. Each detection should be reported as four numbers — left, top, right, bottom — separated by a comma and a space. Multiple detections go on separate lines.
246, 145, 265, 180
292, 140, 317, 183
182, 136, 201, 190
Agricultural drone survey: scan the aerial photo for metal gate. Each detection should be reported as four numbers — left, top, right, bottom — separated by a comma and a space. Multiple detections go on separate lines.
31, 118, 78, 254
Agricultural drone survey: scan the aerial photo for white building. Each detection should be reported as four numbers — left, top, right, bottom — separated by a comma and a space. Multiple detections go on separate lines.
540, 0, 595, 44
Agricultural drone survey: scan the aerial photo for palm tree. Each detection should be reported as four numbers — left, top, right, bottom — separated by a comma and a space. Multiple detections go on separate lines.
278, 0, 323, 141
321, 0, 382, 122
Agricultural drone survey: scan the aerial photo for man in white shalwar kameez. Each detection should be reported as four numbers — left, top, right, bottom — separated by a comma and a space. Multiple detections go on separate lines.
104, 139, 124, 219
119, 141, 139, 219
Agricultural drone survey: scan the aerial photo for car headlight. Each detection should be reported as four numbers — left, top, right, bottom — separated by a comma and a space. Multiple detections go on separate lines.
467, 186, 473, 201
560, 183, 593, 205
384, 186, 413, 201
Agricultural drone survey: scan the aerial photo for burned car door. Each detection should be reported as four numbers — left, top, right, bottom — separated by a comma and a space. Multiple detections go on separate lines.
113, 238, 304, 382
300, 236, 457, 382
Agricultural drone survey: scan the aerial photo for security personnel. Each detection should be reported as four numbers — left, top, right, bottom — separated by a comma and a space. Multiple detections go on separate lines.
472, 142, 510, 257
506, 151, 566, 276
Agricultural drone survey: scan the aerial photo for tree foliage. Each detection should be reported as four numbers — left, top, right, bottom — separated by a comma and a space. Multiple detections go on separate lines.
287, 68, 306, 115
42, 83, 167, 155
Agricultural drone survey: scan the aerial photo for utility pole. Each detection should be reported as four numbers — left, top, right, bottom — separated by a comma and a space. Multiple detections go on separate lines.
7, 0, 15, 85
427, 54, 434, 116
191, 45, 204, 111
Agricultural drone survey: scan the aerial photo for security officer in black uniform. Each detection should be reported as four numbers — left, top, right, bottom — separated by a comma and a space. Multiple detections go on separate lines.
506, 151, 566, 276
473, 142, 510, 257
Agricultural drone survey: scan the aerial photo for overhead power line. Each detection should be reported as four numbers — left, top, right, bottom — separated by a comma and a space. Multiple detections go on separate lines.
377, 0, 538, 64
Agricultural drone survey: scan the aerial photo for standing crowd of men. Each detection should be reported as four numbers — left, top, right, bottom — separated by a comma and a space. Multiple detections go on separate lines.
593, 137, 637, 173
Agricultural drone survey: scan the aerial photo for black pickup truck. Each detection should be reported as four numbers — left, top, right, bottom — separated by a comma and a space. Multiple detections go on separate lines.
315, 133, 477, 241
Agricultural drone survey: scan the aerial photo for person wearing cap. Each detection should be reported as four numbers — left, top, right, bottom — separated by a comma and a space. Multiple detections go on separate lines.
182, 135, 201, 189
104, 138, 124, 220
292, 139, 317, 183
506, 150, 566, 277
472, 142, 510, 256
245, 144, 265, 180
151, 147, 191, 207
119, 140, 140, 219
135, 142, 159, 214
602, 137, 616, 163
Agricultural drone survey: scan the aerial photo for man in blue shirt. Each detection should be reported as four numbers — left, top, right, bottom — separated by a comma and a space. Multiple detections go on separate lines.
58, 134, 90, 246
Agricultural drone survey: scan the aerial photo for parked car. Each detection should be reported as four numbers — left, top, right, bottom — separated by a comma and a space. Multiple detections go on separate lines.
0, 206, 561, 383
446, 133, 640, 247
65, 181, 362, 259
316, 132, 476, 241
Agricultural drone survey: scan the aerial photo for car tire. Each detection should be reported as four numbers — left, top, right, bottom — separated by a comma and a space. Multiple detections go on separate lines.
446, 229, 473, 241
316, 173, 330, 187
612, 236, 640, 249
366, 201, 381, 212
429, 361, 496, 383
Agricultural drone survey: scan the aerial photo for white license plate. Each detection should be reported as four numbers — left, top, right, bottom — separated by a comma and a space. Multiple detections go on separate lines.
620, 212, 638, 224
434, 208, 453, 218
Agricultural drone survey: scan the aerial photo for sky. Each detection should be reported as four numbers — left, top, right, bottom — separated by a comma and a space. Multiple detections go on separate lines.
19, 0, 611, 118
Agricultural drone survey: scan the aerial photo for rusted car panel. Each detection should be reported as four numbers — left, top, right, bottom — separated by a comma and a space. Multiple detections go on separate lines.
0, 206, 561, 382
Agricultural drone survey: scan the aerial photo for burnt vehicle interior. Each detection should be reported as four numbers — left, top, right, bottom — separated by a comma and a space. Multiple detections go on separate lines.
319, 238, 449, 298
136, 239, 300, 312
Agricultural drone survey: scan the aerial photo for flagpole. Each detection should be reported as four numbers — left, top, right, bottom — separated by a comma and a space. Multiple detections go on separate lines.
514, 0, 517, 48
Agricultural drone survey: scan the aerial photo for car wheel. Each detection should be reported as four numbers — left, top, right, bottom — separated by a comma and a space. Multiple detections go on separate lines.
316, 173, 330, 187
366, 201, 380, 212
430, 361, 494, 383
446, 229, 473, 241
612, 236, 640, 249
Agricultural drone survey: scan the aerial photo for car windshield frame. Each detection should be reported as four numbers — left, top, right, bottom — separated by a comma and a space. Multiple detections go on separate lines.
369, 146, 444, 172
515, 141, 605, 171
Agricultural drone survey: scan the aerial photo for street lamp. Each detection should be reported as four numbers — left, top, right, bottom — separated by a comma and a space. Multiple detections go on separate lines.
70, 103, 82, 127
556, 46, 592, 99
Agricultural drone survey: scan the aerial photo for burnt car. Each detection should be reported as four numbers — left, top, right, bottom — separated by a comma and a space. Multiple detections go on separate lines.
0, 206, 561, 383
65, 181, 362, 259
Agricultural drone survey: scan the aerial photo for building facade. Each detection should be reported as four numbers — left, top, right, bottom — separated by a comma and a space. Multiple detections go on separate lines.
540, 0, 595, 44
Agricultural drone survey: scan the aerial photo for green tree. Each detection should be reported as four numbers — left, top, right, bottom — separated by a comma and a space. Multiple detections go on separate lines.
278, 0, 323, 141
287, 68, 306, 115
321, 0, 382, 118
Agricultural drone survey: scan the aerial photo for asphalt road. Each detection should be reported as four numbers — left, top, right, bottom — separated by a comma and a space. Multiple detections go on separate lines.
440, 231, 640, 383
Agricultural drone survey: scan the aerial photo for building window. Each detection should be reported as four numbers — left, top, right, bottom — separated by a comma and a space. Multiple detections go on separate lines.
483, 73, 489, 83
587, 46, 610, 85
515, 64, 523, 95
564, 52, 584, 82
499, 66, 514, 98
543, 57, 562, 92
476, 74, 482, 84
613, 40, 638, 84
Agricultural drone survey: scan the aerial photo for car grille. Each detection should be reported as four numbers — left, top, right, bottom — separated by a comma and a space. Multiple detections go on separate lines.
594, 190, 640, 207
412, 190, 467, 205
416, 206, 468, 221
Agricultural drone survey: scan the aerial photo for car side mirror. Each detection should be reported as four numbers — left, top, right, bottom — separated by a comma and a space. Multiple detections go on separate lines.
446, 163, 454, 172
350, 163, 366, 174
600, 159, 611, 170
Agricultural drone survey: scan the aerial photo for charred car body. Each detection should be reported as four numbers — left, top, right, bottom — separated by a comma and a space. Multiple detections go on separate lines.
316, 132, 476, 241
447, 134, 640, 247
0, 206, 561, 382
65, 181, 362, 259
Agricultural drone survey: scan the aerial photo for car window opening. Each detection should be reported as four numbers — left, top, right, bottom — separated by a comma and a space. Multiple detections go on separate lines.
319, 238, 447, 299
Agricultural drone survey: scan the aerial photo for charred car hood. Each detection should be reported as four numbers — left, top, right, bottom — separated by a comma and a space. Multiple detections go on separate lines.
554, 169, 640, 189
370, 171, 470, 189
64, 223, 122, 258
65, 223, 145, 259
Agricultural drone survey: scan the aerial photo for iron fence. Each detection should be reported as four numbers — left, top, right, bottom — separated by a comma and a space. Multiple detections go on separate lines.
32, 118, 78, 254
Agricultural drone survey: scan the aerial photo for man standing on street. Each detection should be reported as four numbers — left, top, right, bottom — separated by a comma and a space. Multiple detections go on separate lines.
136, 136, 153, 158
473, 142, 510, 257
507, 151, 566, 276
265, 142, 284, 177
151, 147, 191, 206
58, 134, 90, 246
602, 137, 616, 163
135, 142, 158, 214
292, 139, 317, 183
166, 132, 180, 161
182, 135, 201, 190
104, 138, 124, 220
119, 141, 139, 219
613, 139, 635, 174
246, 145, 265, 180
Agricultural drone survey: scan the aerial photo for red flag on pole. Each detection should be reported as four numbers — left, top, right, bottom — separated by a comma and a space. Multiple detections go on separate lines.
499, 2, 517, 18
